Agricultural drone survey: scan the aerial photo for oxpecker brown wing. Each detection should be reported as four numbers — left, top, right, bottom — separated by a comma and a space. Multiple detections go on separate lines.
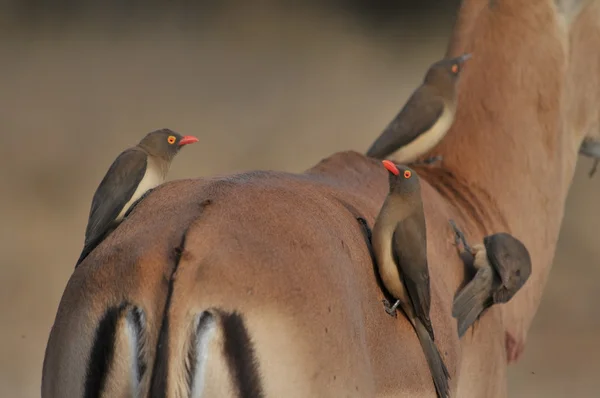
392, 214, 434, 340
84, 148, 147, 248
452, 266, 496, 337
366, 87, 444, 159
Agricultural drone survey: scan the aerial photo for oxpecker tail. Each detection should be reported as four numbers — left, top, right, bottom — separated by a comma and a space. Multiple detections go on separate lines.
76, 225, 116, 267
414, 319, 451, 398
452, 267, 494, 338
366, 127, 397, 160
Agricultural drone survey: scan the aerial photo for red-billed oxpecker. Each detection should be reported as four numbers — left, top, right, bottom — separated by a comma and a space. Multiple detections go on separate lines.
579, 138, 600, 177
366, 54, 471, 166
449, 220, 532, 338
372, 160, 450, 398
76, 128, 198, 266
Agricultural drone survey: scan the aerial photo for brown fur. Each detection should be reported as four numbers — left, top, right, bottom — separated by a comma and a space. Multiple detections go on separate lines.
42, 0, 600, 397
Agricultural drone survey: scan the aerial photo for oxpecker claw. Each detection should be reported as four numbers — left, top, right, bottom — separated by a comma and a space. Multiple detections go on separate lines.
382, 299, 400, 318
449, 219, 472, 253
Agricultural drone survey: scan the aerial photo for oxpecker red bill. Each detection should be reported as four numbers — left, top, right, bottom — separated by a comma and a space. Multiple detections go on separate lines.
76, 128, 199, 267
372, 160, 450, 398
366, 53, 472, 164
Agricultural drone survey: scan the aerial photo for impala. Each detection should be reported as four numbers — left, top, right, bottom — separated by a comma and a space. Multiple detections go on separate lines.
42, 0, 600, 397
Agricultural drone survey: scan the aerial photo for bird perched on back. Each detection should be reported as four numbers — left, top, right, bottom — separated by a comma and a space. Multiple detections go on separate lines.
75, 128, 199, 267
366, 53, 472, 164
449, 220, 532, 338
372, 160, 450, 398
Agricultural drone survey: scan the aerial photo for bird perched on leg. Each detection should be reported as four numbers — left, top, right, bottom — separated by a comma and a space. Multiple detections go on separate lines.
366, 53, 472, 165
579, 138, 600, 177
75, 128, 199, 267
449, 220, 532, 338
372, 160, 450, 398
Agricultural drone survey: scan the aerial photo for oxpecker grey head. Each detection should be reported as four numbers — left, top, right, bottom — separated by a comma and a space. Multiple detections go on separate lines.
424, 53, 472, 97
483, 232, 532, 293
382, 160, 421, 196
138, 128, 199, 161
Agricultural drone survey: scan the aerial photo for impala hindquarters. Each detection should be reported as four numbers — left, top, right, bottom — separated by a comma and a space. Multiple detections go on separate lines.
45, 152, 504, 397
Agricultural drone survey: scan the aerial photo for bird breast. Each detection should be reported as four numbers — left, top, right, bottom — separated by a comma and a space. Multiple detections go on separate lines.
394, 103, 455, 164
373, 220, 408, 302
472, 245, 491, 270
116, 157, 167, 221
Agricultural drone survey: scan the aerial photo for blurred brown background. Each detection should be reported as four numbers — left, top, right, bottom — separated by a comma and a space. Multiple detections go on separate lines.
1, 1, 598, 397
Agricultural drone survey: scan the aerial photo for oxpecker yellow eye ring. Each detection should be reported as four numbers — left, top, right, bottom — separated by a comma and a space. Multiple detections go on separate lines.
404, 170, 412, 179
451, 64, 458, 73
167, 135, 176, 144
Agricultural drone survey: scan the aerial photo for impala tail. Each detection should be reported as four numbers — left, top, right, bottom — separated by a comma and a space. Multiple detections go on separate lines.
149, 309, 264, 398
48, 305, 264, 398
58, 302, 149, 398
